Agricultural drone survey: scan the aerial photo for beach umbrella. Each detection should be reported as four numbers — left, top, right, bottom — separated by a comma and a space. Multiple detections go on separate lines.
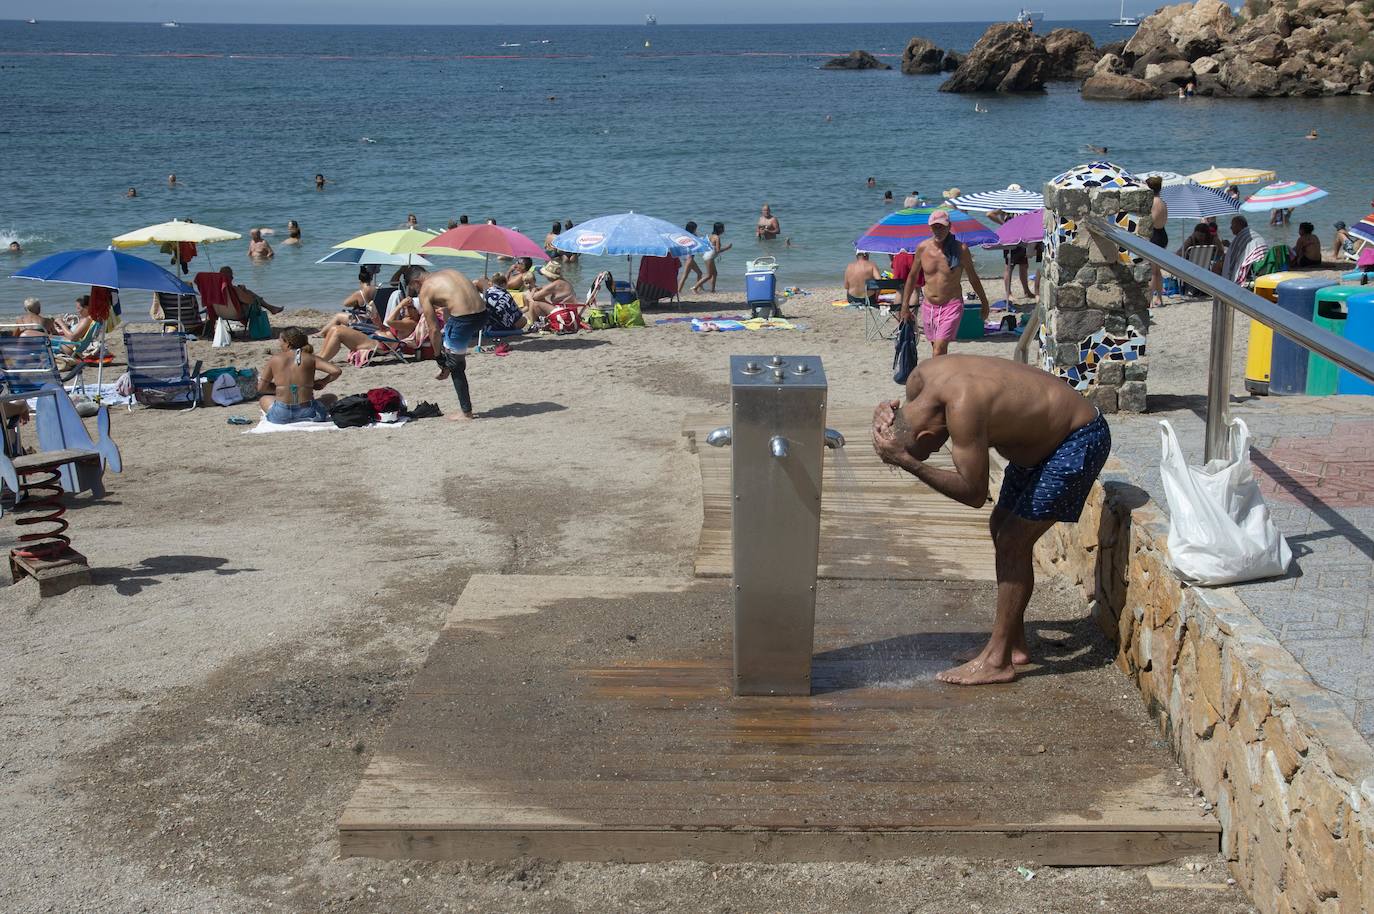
982, 209, 1046, 248
552, 213, 710, 257
424, 224, 548, 277
1349, 213, 1374, 247
1187, 166, 1277, 189
332, 229, 481, 270
1135, 170, 1191, 186
854, 207, 997, 255
948, 185, 1044, 214
111, 218, 241, 274
1161, 182, 1241, 220
315, 248, 434, 268
1240, 181, 1329, 212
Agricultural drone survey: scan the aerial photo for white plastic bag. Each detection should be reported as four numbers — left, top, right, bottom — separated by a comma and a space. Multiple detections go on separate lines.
1159, 418, 1292, 585
212, 317, 232, 348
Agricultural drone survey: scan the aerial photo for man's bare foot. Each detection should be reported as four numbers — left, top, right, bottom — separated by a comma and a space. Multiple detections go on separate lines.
953, 645, 1031, 665
434, 368, 450, 381
445, 411, 476, 422
936, 657, 1017, 686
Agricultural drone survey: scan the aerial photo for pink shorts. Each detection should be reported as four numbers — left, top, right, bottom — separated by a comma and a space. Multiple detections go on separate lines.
921, 297, 964, 342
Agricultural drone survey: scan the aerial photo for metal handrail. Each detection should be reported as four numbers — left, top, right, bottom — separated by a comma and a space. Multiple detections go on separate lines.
1018, 216, 1374, 463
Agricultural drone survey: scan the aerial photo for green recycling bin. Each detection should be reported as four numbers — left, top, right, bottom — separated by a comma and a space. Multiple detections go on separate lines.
1306, 287, 1365, 395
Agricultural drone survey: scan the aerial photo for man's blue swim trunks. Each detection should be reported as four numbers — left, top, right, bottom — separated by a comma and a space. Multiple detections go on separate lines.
996, 412, 1111, 522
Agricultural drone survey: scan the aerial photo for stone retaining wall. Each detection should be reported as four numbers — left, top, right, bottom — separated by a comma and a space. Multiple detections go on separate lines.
1037, 464, 1374, 913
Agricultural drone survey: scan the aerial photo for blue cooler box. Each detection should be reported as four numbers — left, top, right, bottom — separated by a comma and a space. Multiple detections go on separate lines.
746, 271, 776, 304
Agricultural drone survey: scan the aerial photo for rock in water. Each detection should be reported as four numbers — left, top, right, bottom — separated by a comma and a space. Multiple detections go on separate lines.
821, 50, 892, 71
1081, 73, 1164, 100
940, 22, 1049, 93
1043, 28, 1098, 80
901, 37, 945, 75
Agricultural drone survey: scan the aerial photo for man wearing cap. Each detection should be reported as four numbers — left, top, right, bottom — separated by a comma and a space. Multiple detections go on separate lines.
900, 209, 990, 357
525, 260, 576, 324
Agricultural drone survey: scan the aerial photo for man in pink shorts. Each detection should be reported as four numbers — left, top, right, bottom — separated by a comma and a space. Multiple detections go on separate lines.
899, 209, 990, 357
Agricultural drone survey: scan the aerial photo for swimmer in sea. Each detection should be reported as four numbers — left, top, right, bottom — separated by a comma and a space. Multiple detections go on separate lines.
283, 220, 302, 245
1085, 144, 1108, 156
1305, 128, 1318, 140
315, 173, 327, 190
167, 173, 178, 187
7, 241, 21, 255
126, 187, 138, 198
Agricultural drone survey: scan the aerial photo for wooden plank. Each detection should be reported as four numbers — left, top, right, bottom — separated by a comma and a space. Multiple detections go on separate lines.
339, 574, 1220, 866
683, 407, 999, 581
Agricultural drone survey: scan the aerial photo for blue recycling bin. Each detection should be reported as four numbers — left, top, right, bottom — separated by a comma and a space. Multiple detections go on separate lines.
1271, 277, 1335, 395
1337, 291, 1374, 396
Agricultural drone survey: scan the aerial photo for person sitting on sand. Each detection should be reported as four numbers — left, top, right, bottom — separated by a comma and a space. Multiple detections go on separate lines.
871, 353, 1110, 686
247, 228, 274, 260
505, 257, 537, 292
843, 251, 881, 306
257, 328, 340, 424
12, 298, 56, 336
220, 266, 283, 314
525, 261, 577, 323
756, 203, 780, 240
1293, 222, 1322, 268
1332, 222, 1358, 262
483, 272, 528, 331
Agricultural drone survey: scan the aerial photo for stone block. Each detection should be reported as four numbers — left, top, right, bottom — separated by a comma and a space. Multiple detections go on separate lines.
1262, 715, 1302, 781
1055, 187, 1089, 217
1292, 765, 1348, 835
1087, 284, 1123, 309
1075, 265, 1099, 284
1123, 283, 1150, 313
1097, 361, 1125, 386
1088, 384, 1119, 414
1196, 636, 1224, 713
1050, 282, 1086, 311
1054, 341, 1081, 366
1229, 728, 1263, 793
1089, 190, 1121, 215
1119, 380, 1147, 412
1056, 240, 1089, 271
1125, 357, 1149, 380
1087, 233, 1119, 265
1056, 308, 1104, 341
1041, 183, 1059, 210
1120, 188, 1152, 213
1260, 749, 1294, 832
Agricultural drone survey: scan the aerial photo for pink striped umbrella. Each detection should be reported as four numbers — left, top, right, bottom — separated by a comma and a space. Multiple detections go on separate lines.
1239, 181, 1328, 212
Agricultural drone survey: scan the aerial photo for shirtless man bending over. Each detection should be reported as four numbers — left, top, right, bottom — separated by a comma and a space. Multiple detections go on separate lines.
843, 251, 882, 306
258, 328, 341, 424
900, 209, 989, 357
418, 268, 487, 421
871, 354, 1111, 686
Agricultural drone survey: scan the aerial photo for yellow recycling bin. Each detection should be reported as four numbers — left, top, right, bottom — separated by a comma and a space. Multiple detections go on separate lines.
1246, 271, 1308, 395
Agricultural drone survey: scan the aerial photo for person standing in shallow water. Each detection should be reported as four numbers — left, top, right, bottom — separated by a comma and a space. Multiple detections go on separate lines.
691, 222, 731, 294
678, 221, 703, 294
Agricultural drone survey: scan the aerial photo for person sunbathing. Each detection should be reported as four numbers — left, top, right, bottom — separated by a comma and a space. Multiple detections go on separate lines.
12, 298, 56, 336
323, 268, 381, 330
483, 272, 528, 330
525, 261, 576, 323
505, 257, 537, 292
315, 297, 421, 361
220, 266, 283, 314
52, 296, 96, 348
257, 328, 340, 424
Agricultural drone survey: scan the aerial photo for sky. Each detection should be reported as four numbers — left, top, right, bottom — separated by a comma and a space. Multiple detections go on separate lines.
10, 2, 1128, 26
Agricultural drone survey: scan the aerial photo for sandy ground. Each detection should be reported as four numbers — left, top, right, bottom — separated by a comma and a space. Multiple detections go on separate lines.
0, 283, 1258, 912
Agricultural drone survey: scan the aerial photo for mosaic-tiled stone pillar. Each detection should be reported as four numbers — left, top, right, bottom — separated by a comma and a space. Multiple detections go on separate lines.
1038, 162, 1153, 414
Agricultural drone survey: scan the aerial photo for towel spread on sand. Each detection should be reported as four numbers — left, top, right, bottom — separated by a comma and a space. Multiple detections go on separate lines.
654, 314, 746, 325
244, 416, 410, 434
691, 317, 803, 332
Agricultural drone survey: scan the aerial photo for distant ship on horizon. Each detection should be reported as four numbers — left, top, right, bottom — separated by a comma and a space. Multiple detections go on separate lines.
162, 20, 180, 28
645, 14, 657, 26
1111, 0, 1141, 26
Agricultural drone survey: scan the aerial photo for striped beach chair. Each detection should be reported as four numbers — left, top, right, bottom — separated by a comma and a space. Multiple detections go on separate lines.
122, 323, 203, 410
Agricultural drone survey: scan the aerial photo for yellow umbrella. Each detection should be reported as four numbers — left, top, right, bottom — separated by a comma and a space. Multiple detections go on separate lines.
1187, 166, 1278, 189
112, 218, 241, 248
332, 229, 482, 261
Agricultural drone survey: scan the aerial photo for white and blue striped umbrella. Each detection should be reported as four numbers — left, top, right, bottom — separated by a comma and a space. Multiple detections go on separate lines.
552, 212, 711, 257
1240, 181, 1329, 213
948, 186, 1044, 214
1160, 181, 1240, 220
315, 247, 435, 267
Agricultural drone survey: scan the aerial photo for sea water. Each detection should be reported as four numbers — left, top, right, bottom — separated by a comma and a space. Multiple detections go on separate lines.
3, 20, 1372, 313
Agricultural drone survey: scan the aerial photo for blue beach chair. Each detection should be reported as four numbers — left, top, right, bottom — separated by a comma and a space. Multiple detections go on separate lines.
122, 323, 204, 410
0, 331, 82, 395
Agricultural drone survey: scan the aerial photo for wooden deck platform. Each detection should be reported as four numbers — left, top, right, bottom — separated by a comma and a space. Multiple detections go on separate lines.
339, 575, 1219, 865
682, 407, 998, 582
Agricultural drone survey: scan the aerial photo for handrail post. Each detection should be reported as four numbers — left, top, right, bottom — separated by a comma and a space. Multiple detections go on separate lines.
1204, 295, 1233, 463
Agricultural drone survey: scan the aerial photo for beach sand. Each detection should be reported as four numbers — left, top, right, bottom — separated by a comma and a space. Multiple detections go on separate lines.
0, 285, 1256, 912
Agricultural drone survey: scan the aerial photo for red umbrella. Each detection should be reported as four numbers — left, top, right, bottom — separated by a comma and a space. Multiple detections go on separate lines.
424, 224, 548, 261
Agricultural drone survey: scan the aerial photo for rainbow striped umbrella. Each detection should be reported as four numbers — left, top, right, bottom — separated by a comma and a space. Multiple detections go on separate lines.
1240, 181, 1329, 212
854, 207, 996, 255
1349, 213, 1374, 247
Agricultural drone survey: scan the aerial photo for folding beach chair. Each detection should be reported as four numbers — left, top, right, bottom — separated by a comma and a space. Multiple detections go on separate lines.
122, 322, 204, 410
863, 278, 904, 342
0, 331, 82, 395
635, 255, 681, 308
154, 291, 206, 336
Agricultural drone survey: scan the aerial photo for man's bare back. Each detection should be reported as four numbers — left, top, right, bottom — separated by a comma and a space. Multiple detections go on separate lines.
902, 354, 1097, 468
418, 269, 482, 360
843, 258, 880, 298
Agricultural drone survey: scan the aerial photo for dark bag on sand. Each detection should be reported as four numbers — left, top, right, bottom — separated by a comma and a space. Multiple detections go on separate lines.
365, 386, 404, 415
330, 394, 376, 428
893, 318, 918, 385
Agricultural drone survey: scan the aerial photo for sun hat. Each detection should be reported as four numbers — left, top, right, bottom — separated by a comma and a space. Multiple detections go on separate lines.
540, 261, 563, 280
928, 209, 951, 226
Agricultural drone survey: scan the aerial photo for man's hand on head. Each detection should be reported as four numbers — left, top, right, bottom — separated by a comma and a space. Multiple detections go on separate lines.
871, 400, 911, 467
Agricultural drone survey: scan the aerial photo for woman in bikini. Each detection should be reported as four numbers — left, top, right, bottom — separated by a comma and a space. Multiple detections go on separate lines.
258, 328, 341, 424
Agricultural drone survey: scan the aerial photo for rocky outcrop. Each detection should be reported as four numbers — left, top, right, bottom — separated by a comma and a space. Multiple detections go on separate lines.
1043, 28, 1099, 79
1088, 0, 1374, 98
901, 37, 944, 74
821, 50, 891, 71
941, 50, 964, 72
1082, 72, 1164, 100
940, 22, 1049, 93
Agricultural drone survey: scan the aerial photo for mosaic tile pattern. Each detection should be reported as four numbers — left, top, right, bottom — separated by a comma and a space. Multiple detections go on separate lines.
1042, 325, 1147, 391
1049, 160, 1144, 190
1113, 211, 1143, 266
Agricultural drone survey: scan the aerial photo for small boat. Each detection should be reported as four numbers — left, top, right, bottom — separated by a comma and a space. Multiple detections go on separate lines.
1111, 0, 1140, 26
25, 17, 37, 23
645, 14, 657, 25
499, 41, 522, 47
1015, 8, 1045, 27
162, 20, 180, 28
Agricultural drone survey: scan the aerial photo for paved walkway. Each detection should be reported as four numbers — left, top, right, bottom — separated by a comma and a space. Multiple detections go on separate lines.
1107, 395, 1374, 741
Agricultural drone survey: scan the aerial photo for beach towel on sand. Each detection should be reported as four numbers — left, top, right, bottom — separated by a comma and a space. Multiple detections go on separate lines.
244, 416, 408, 434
